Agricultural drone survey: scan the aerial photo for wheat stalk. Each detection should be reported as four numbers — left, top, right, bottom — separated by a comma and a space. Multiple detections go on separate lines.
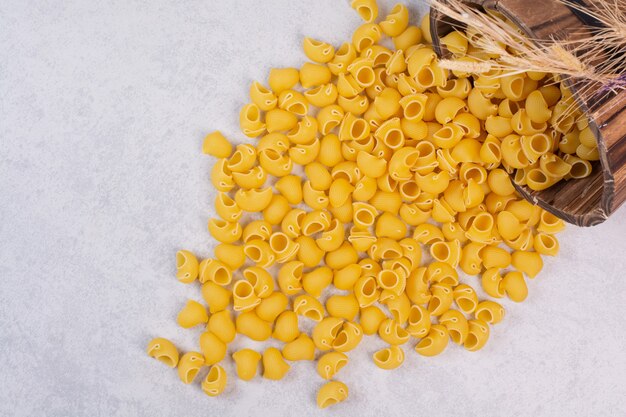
428, 0, 625, 91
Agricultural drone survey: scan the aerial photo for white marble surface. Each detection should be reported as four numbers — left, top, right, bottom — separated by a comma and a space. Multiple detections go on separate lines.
1, 1, 625, 416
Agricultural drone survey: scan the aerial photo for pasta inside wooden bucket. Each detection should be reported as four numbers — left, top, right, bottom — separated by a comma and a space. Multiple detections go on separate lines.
429, 0, 626, 226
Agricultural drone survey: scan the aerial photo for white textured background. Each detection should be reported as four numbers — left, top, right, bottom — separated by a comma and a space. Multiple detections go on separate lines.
1, 1, 625, 416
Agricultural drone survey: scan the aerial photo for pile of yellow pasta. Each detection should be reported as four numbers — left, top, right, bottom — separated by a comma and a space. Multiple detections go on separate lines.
147, 0, 573, 408
438, 19, 599, 191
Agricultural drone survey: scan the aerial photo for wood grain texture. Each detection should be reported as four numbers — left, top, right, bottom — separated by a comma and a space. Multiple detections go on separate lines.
430, 0, 626, 226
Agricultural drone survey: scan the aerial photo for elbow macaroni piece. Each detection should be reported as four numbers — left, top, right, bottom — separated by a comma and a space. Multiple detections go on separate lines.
147, 338, 179, 368
232, 349, 261, 381
317, 351, 348, 379
283, 333, 316, 361
262, 347, 291, 380
317, 381, 349, 409
373, 345, 404, 370
177, 300, 209, 328
178, 352, 205, 384
202, 365, 227, 397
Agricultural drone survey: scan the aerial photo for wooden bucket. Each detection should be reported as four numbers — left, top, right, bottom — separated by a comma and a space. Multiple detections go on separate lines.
430, 0, 626, 226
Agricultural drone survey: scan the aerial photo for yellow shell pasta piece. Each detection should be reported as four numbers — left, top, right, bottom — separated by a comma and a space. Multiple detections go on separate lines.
333, 321, 364, 352
502, 271, 528, 302
480, 245, 511, 269
384, 292, 411, 324
233, 280, 262, 313
269, 232, 300, 263
243, 239, 275, 267
302, 266, 334, 297
313, 317, 344, 350
275, 175, 302, 205
525, 90, 552, 124
303, 180, 330, 210
177, 300, 208, 328
256, 291, 289, 322
453, 284, 478, 314
177, 352, 205, 384
199, 255, 235, 284
360, 305, 387, 335
147, 337, 179, 368
317, 351, 348, 380
511, 250, 543, 278
406, 304, 431, 338
268, 67, 300, 94
348, 57, 377, 88
317, 381, 349, 409
294, 294, 325, 322
211, 158, 235, 193
175, 250, 198, 284
280, 208, 305, 240
441, 30, 468, 57
266, 108, 299, 133
262, 347, 290, 380
380, 3, 409, 37
326, 241, 359, 270
351, 0, 378, 23
338, 94, 370, 115
300, 62, 332, 89
288, 115, 318, 144
250, 82, 278, 111
232, 349, 261, 381
296, 235, 326, 268
467, 88, 498, 120
373, 345, 405, 370
316, 219, 346, 252
329, 42, 358, 75
439, 309, 469, 345
199, 331, 227, 365
534, 232, 559, 256
207, 310, 236, 343
201, 365, 227, 397
375, 212, 407, 240
352, 23, 382, 52
414, 324, 449, 357
393, 26, 422, 51
273, 310, 300, 343
239, 103, 265, 138
283, 333, 316, 361
236, 311, 272, 341
481, 268, 505, 298
263, 195, 290, 225
257, 132, 290, 153
232, 166, 266, 190
201, 281, 232, 314
259, 149, 293, 177
208, 219, 242, 244
538, 210, 566, 234
357, 150, 387, 178
378, 318, 410, 345
303, 37, 335, 63
333, 264, 362, 290
329, 178, 355, 208
242, 219, 272, 242
427, 283, 454, 316
326, 293, 359, 321
464, 319, 490, 351
305, 83, 338, 107
215, 192, 242, 223
234, 187, 273, 212
475, 300, 505, 325
202, 131, 233, 158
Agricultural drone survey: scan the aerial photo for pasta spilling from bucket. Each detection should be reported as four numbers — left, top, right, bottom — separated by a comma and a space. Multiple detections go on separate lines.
147, 1, 580, 408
